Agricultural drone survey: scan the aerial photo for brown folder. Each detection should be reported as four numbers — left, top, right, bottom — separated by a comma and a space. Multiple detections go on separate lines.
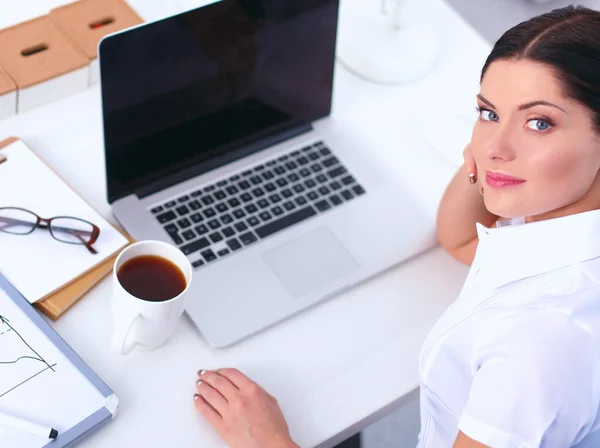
0, 136, 134, 320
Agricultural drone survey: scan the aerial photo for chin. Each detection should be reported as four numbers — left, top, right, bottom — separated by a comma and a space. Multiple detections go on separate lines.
483, 197, 527, 220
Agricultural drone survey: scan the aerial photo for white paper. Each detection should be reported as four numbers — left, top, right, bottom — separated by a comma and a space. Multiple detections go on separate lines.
0, 289, 106, 447
0, 140, 128, 302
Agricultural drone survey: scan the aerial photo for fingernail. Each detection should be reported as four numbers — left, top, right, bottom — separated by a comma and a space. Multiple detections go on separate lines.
469, 173, 476, 184
194, 394, 200, 400
196, 379, 203, 386
479, 185, 485, 195
198, 369, 207, 376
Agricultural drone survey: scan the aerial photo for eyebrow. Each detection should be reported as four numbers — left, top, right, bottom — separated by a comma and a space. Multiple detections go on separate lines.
477, 94, 568, 114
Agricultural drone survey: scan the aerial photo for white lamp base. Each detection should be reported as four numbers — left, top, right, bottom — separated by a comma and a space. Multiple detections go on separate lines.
337, 1, 438, 85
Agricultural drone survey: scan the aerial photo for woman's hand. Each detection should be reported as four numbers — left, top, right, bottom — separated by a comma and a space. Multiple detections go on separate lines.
194, 369, 298, 448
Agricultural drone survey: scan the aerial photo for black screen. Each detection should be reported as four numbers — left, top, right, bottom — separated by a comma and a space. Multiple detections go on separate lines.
100, 0, 339, 203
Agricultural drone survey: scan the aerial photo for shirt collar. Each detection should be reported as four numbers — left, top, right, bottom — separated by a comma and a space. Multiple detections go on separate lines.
474, 209, 600, 289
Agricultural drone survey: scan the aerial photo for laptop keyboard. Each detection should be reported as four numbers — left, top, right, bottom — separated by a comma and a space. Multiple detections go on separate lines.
150, 141, 366, 269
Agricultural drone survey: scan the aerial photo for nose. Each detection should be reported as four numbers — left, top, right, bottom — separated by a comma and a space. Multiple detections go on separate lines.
484, 123, 517, 163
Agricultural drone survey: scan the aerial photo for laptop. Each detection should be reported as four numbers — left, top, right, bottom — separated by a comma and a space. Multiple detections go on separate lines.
98, 0, 436, 348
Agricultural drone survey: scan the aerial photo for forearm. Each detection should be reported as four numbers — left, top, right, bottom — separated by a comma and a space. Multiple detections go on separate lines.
436, 165, 498, 251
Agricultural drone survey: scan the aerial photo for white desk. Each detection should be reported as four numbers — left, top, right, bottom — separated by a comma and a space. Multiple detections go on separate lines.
0, 1, 491, 446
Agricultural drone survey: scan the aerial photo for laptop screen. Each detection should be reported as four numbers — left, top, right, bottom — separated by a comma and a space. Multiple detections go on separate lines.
100, 0, 339, 204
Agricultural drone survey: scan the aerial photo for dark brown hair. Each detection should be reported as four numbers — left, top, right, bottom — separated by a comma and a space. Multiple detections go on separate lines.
481, 5, 600, 131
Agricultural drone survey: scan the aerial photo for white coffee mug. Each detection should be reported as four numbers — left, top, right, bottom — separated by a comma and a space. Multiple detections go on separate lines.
111, 240, 192, 354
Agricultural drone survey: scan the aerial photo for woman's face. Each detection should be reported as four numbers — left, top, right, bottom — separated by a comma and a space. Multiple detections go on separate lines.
471, 59, 600, 222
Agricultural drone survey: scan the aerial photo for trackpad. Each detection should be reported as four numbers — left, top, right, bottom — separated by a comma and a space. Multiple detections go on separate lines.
262, 227, 360, 298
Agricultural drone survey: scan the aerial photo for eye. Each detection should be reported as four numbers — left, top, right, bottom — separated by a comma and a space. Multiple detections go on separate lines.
478, 108, 499, 122
526, 119, 552, 131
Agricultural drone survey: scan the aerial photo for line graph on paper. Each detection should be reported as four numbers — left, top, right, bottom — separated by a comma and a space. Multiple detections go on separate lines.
0, 314, 57, 399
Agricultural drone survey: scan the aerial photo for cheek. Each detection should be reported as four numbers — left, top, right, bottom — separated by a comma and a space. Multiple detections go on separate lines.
528, 149, 594, 199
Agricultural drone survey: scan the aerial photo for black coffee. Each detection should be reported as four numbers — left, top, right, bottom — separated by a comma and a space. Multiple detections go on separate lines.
117, 255, 186, 302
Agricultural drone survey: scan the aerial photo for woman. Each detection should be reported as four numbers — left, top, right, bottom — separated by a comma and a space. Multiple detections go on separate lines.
191, 5, 600, 447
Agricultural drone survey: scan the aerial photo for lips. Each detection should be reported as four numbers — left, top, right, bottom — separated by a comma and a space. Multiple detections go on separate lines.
485, 171, 525, 188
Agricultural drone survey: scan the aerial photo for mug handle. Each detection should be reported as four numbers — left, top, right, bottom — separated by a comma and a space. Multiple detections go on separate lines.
112, 313, 142, 355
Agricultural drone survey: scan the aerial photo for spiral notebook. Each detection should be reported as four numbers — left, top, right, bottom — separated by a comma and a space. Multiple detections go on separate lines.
0, 137, 133, 319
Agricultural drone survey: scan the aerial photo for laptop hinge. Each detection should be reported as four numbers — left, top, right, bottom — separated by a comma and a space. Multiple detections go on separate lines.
134, 123, 313, 200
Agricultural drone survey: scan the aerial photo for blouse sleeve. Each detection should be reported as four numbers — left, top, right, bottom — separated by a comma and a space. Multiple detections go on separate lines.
458, 311, 598, 448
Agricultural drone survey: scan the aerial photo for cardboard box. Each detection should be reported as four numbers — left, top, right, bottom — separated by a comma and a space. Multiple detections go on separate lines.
0, 64, 17, 120
0, 16, 89, 113
50, 0, 143, 85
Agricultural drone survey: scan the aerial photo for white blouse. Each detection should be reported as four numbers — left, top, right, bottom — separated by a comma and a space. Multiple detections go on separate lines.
417, 210, 600, 447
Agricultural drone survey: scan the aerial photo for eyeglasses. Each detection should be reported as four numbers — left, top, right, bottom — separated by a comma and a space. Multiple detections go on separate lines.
0, 207, 100, 254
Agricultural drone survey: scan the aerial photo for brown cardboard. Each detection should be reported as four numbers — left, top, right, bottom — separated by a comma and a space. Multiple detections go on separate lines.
0, 64, 16, 96
50, 0, 143, 60
0, 16, 89, 89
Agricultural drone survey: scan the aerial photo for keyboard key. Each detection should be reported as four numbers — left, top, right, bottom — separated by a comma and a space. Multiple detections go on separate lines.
315, 200, 331, 212
274, 166, 285, 175
266, 160, 277, 166
287, 173, 300, 183
342, 175, 356, 186
217, 180, 228, 187
189, 200, 202, 210
330, 181, 342, 190
248, 216, 260, 227
177, 218, 191, 229
165, 200, 177, 208
308, 152, 320, 161
316, 174, 328, 184
201, 196, 214, 206
245, 204, 258, 214
214, 190, 226, 200
176, 205, 190, 216
297, 156, 309, 165
305, 179, 316, 188
262, 170, 274, 180
190, 213, 203, 223
327, 166, 347, 178
202, 249, 217, 262
242, 170, 253, 177
239, 180, 251, 190
235, 222, 248, 232
264, 182, 276, 192
191, 190, 203, 197
178, 195, 190, 203
300, 168, 311, 177
229, 174, 241, 182
252, 187, 265, 197
276, 178, 288, 187
269, 194, 282, 203
203, 208, 216, 218
255, 206, 317, 239
221, 214, 233, 225
240, 232, 258, 245
204, 185, 215, 192
192, 259, 205, 268
195, 224, 209, 235
226, 185, 239, 195
302, 145, 312, 152
319, 147, 331, 156
151, 206, 164, 214
222, 227, 235, 238
259, 211, 272, 222
209, 232, 223, 243
228, 197, 241, 208
182, 229, 196, 241
293, 184, 305, 193
250, 176, 262, 185
278, 154, 289, 162
157, 211, 177, 223
169, 233, 183, 245
285, 161, 298, 170
295, 196, 307, 206
330, 195, 343, 206
291, 150, 301, 157
240, 193, 253, 202
164, 223, 178, 233
307, 191, 319, 201
227, 238, 242, 251
319, 186, 331, 196
352, 185, 366, 196
272, 206, 284, 216
254, 164, 265, 171
322, 157, 338, 167
218, 248, 230, 257
216, 203, 228, 213
341, 189, 354, 201
208, 219, 221, 230
311, 163, 323, 172
233, 209, 246, 219
181, 237, 210, 255
283, 201, 296, 211
281, 189, 293, 198
257, 199, 270, 209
